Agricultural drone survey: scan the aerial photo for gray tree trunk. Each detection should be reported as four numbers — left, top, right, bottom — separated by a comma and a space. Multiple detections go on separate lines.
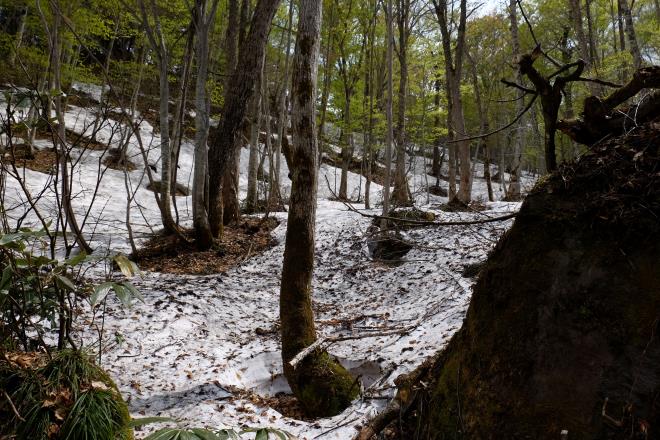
392, 0, 412, 206
434, 0, 470, 203
37, 0, 93, 256
138, 0, 178, 233
192, 0, 220, 247
221, 0, 242, 227
507, 0, 523, 199
10, 6, 28, 67
619, 0, 642, 68
382, 0, 394, 220
207, 0, 281, 240
245, 61, 264, 213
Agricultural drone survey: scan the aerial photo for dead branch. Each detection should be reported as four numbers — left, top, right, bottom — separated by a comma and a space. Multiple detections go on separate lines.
558, 66, 660, 145
3, 390, 25, 422
447, 93, 538, 143
354, 399, 401, 440
289, 329, 411, 369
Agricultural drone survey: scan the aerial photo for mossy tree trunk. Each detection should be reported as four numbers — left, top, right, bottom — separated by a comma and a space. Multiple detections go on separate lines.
280, 0, 358, 417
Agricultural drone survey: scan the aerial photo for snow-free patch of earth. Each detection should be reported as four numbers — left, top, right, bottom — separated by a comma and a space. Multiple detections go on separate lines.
1, 96, 530, 438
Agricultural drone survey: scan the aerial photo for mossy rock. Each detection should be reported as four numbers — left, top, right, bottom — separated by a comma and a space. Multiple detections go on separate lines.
288, 351, 359, 417
0, 350, 133, 440
371, 208, 437, 229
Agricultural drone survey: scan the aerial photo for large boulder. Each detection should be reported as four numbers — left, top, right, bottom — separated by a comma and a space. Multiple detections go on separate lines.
404, 125, 660, 439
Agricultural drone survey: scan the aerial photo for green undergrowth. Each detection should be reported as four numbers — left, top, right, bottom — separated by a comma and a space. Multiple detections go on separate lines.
0, 349, 133, 440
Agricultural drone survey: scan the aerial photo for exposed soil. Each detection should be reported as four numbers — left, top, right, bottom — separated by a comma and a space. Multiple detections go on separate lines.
225, 386, 311, 421
102, 147, 137, 171
401, 122, 660, 439
132, 217, 280, 275
64, 128, 109, 151
2, 144, 57, 174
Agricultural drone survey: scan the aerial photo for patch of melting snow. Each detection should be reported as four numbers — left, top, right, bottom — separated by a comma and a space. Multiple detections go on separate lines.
0, 102, 531, 439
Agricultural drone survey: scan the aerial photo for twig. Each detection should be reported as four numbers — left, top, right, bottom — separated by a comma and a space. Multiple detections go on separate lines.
315, 416, 362, 439
289, 329, 410, 369
4, 390, 25, 422
447, 93, 538, 143
575, 77, 622, 88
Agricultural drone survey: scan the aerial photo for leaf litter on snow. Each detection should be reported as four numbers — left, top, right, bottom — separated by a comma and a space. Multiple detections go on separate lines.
0, 100, 530, 439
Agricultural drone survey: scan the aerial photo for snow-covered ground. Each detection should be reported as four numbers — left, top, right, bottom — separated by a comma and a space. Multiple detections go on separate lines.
1, 99, 531, 439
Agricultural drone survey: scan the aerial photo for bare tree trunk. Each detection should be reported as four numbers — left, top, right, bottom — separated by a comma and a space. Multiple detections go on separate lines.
434, 0, 470, 204
466, 50, 493, 202
170, 27, 195, 224
9, 6, 28, 67
617, 0, 627, 52
619, 0, 642, 69
137, 0, 178, 233
568, 0, 591, 65
432, 74, 441, 179
382, 0, 394, 220
37, 0, 93, 255
507, 0, 523, 199
317, 7, 335, 165
392, 0, 412, 206
245, 61, 264, 213
585, 0, 598, 65
281, 0, 357, 417
364, 0, 376, 209
269, 0, 294, 209
207, 0, 281, 241
192, 0, 219, 248
338, 100, 351, 200
221, 0, 243, 227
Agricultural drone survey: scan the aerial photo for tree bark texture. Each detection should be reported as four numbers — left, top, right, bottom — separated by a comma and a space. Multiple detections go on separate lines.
207, 0, 281, 239
280, 0, 358, 417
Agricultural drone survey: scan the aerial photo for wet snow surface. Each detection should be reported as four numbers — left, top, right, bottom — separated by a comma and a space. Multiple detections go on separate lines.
90, 203, 517, 439
1, 100, 529, 438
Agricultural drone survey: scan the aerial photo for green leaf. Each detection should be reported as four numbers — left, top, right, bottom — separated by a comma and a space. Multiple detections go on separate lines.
55, 274, 76, 291
128, 416, 175, 427
122, 281, 144, 303
0, 266, 13, 290
112, 284, 131, 308
0, 233, 23, 246
216, 430, 241, 440
114, 254, 141, 278
65, 252, 88, 267
254, 429, 268, 440
190, 429, 224, 440
32, 255, 56, 267
144, 428, 181, 440
179, 431, 197, 440
90, 282, 114, 306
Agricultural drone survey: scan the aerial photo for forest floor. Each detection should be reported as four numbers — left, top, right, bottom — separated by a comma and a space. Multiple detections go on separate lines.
0, 90, 535, 439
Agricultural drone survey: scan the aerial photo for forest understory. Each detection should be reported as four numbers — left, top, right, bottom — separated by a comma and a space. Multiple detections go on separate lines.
2, 0, 660, 438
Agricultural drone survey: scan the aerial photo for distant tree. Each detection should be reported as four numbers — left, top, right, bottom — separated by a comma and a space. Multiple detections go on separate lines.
432, 0, 472, 204
207, 0, 281, 243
